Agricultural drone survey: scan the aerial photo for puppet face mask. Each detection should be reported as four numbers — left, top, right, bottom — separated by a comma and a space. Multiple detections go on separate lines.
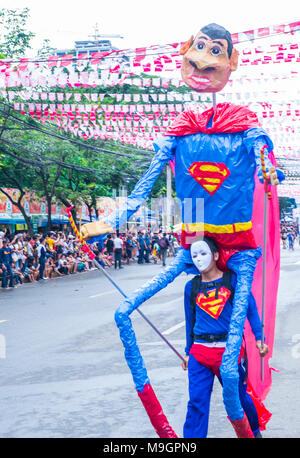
191, 240, 213, 272
180, 27, 238, 93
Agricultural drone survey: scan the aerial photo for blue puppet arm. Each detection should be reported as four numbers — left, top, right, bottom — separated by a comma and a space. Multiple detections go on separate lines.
253, 139, 285, 184
244, 128, 285, 184
104, 136, 177, 230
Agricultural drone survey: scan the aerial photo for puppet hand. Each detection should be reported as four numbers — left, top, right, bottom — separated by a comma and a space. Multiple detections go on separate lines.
256, 340, 269, 357
80, 221, 113, 240
266, 166, 279, 186
181, 356, 189, 370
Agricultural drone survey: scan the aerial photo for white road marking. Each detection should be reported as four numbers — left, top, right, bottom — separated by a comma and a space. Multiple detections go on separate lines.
89, 290, 116, 299
0, 320, 7, 324
162, 320, 185, 335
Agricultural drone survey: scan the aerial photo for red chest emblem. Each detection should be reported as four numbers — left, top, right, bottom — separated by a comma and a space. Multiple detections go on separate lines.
188, 161, 231, 196
196, 287, 231, 319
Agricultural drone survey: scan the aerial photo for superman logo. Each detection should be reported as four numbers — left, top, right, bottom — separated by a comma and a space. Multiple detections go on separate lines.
196, 287, 231, 319
188, 161, 231, 196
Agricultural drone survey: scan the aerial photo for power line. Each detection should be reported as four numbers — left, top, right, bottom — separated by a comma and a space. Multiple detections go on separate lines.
0, 102, 153, 161
1, 29, 299, 65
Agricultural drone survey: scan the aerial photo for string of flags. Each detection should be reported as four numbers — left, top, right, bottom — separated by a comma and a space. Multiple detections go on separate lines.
0, 20, 299, 194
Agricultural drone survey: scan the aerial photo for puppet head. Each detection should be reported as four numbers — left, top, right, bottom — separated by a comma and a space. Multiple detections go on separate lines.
191, 236, 219, 273
180, 23, 238, 93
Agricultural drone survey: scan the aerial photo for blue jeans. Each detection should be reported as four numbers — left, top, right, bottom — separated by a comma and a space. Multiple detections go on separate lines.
161, 248, 167, 266
138, 247, 145, 264
1, 263, 14, 288
39, 257, 46, 279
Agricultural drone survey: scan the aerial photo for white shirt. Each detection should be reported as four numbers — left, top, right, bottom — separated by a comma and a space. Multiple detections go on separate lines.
113, 237, 123, 249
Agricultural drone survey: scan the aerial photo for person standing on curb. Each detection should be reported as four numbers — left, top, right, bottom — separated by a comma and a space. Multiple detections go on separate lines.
37, 237, 47, 281
113, 232, 123, 269
0, 238, 14, 289
137, 231, 145, 264
158, 232, 169, 267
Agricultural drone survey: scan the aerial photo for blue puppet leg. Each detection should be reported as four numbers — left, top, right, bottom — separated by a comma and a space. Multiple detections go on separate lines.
219, 248, 262, 431
114, 248, 193, 392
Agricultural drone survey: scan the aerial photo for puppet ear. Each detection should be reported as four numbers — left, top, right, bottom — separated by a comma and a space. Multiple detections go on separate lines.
230, 48, 239, 71
179, 36, 194, 55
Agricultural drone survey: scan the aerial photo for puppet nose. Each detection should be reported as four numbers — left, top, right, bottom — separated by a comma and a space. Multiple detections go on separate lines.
188, 57, 218, 72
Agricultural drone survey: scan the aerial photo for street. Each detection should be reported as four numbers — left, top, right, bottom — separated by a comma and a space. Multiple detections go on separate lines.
0, 246, 300, 438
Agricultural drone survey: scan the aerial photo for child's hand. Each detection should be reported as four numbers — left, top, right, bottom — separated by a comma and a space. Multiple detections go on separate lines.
181, 356, 189, 371
256, 340, 269, 357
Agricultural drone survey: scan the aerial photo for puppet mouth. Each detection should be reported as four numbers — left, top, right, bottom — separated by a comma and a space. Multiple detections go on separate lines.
189, 76, 211, 86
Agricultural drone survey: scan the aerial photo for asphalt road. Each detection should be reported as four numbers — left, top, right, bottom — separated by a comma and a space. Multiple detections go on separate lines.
0, 245, 300, 438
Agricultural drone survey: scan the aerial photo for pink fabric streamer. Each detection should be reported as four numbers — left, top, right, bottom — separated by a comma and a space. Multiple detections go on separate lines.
245, 151, 280, 401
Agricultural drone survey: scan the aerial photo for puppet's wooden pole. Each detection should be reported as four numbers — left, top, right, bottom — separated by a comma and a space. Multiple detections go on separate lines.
260, 145, 271, 381
212, 93, 217, 110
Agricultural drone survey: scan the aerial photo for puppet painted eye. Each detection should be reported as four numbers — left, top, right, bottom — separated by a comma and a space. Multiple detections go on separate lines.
196, 41, 206, 51
211, 46, 222, 56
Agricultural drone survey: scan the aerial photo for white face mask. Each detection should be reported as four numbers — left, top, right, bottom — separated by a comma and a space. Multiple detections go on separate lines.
191, 240, 212, 272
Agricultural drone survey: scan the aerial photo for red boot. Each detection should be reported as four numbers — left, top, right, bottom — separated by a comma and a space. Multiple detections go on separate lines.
230, 413, 255, 438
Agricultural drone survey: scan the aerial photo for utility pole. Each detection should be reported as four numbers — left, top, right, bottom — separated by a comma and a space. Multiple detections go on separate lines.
88, 23, 124, 41
166, 165, 172, 230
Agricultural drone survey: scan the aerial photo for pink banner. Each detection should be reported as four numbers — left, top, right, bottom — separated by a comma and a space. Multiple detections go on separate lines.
245, 155, 281, 401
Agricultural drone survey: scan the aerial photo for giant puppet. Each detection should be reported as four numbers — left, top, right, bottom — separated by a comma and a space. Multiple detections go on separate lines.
80, 23, 284, 438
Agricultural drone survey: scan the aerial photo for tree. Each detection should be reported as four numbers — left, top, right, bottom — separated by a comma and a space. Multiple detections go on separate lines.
36, 39, 56, 59
0, 8, 35, 58
279, 196, 297, 220
0, 153, 36, 235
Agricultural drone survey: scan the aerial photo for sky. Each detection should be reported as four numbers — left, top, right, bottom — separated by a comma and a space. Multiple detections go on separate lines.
2, 0, 299, 54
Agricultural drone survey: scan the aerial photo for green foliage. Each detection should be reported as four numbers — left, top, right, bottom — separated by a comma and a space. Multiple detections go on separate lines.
0, 8, 35, 58
279, 196, 297, 219
37, 39, 56, 59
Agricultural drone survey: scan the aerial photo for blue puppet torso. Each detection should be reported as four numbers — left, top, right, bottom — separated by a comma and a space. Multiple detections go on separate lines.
174, 130, 258, 226
154, 126, 274, 234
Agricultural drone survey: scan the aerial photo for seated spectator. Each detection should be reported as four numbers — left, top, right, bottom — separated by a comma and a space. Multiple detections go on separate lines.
11, 262, 24, 286
23, 256, 37, 283
66, 253, 77, 274
75, 254, 86, 272
57, 255, 70, 275
45, 256, 57, 278
100, 252, 112, 267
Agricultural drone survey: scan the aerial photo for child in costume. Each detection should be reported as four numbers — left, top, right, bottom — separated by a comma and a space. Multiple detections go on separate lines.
182, 236, 269, 438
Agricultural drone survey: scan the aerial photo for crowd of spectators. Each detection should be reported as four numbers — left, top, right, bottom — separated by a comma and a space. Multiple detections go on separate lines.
0, 227, 180, 290
280, 221, 299, 251
1, 220, 298, 290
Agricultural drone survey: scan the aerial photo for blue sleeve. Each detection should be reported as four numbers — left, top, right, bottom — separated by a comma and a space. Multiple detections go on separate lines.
244, 129, 285, 184
184, 280, 194, 355
246, 292, 262, 341
253, 139, 285, 184
105, 136, 177, 230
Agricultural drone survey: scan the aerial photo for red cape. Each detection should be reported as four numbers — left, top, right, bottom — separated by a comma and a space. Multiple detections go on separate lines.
166, 102, 260, 136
